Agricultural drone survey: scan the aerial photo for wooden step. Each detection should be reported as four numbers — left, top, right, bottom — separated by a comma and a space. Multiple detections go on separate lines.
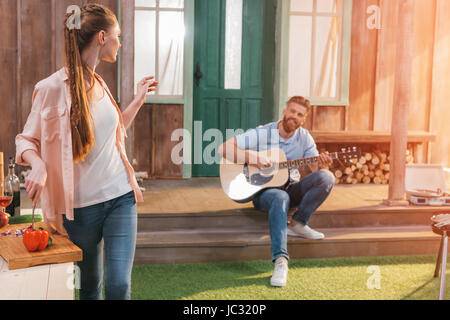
308, 207, 444, 228
137, 210, 268, 233
134, 226, 442, 265
137, 206, 445, 232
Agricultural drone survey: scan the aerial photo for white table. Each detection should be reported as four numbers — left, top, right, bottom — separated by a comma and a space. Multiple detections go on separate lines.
0, 257, 75, 300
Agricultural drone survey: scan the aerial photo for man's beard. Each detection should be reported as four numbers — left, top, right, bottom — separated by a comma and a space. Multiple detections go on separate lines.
281, 116, 301, 134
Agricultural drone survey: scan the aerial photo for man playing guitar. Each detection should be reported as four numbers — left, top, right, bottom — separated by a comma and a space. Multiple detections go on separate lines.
218, 96, 335, 287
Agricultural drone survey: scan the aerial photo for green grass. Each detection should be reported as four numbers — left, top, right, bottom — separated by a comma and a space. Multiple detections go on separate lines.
76, 255, 447, 300
130, 255, 445, 300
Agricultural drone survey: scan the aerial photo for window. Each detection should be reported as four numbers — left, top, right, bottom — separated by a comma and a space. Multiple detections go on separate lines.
135, 0, 185, 101
287, 0, 352, 105
224, 0, 243, 90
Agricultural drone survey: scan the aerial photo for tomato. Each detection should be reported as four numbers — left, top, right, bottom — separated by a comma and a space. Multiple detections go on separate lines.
0, 212, 9, 228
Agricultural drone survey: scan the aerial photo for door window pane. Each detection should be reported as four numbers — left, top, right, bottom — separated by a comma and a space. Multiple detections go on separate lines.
160, 0, 184, 8
290, 0, 313, 12
134, 1, 185, 98
135, 10, 156, 94
313, 16, 339, 98
158, 11, 185, 95
317, 0, 337, 13
224, 0, 243, 90
288, 16, 312, 97
135, 0, 156, 8
288, 0, 348, 104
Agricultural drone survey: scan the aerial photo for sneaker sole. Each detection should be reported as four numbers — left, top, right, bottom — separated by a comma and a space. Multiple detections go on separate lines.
287, 228, 325, 240
270, 280, 287, 287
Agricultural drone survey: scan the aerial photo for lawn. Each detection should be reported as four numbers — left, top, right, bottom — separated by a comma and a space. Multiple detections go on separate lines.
125, 255, 445, 300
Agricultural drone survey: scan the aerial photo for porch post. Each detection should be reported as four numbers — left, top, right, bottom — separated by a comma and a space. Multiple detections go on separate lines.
120, 0, 135, 161
383, 0, 415, 206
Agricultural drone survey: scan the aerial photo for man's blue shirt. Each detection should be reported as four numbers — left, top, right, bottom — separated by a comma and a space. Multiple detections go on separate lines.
235, 121, 319, 183
235, 121, 319, 159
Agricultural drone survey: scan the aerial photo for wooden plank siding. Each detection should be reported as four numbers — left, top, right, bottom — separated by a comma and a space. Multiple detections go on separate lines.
0, 0, 118, 179
347, 0, 379, 132
305, 0, 444, 167
133, 104, 184, 179
0, 0, 19, 168
429, 0, 450, 167
1, 0, 450, 180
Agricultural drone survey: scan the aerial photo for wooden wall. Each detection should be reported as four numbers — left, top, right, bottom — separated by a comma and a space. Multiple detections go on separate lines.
429, 0, 450, 168
0, 0, 118, 176
305, 0, 450, 169
1, 0, 450, 180
133, 104, 184, 178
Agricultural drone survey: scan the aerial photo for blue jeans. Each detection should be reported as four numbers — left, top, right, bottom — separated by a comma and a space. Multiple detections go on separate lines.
63, 191, 137, 300
252, 170, 335, 262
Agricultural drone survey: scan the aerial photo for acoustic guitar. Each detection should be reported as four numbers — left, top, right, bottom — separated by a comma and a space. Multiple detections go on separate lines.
220, 147, 361, 203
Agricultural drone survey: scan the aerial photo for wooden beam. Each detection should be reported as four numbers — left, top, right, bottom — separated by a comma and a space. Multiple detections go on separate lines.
373, 0, 399, 132
310, 130, 436, 144
384, 0, 415, 206
16, 0, 22, 134
0, 152, 4, 196
120, 0, 135, 160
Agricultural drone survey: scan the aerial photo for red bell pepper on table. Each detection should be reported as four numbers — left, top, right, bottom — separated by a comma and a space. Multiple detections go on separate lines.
23, 227, 50, 252
22, 204, 52, 252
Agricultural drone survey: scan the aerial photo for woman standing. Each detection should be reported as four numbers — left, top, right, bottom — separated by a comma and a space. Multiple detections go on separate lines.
15, 3, 158, 300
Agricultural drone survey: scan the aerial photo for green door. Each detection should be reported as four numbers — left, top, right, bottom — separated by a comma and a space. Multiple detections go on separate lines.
192, 0, 276, 177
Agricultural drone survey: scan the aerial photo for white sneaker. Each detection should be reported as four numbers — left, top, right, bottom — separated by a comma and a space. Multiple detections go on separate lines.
287, 223, 325, 240
270, 257, 288, 287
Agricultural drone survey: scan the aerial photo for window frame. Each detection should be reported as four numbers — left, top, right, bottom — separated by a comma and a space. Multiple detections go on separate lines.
134, 0, 187, 104
276, 0, 352, 116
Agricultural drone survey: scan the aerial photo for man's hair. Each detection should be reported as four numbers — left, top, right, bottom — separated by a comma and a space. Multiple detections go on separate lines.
287, 96, 311, 115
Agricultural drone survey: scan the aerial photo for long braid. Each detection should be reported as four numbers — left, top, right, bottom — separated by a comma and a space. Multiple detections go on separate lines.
64, 20, 94, 163
63, 3, 117, 163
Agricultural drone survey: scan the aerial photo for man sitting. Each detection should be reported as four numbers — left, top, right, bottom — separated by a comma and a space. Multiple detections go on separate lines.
218, 96, 335, 287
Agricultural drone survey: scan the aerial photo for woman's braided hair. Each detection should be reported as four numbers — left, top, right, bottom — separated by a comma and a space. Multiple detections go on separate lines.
63, 3, 118, 163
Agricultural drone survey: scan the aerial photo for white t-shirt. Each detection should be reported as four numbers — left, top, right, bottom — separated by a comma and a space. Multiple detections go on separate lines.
73, 88, 132, 208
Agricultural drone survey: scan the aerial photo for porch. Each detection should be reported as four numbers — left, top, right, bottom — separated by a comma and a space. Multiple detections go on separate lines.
133, 178, 447, 265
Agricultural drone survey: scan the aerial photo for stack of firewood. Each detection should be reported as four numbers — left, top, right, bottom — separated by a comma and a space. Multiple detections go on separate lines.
331, 150, 414, 185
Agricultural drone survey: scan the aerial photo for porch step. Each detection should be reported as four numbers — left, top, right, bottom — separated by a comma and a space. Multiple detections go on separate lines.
134, 225, 442, 265
137, 206, 446, 232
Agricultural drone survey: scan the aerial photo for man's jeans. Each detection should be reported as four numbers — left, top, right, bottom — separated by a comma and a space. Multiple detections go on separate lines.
252, 170, 335, 262
63, 191, 137, 300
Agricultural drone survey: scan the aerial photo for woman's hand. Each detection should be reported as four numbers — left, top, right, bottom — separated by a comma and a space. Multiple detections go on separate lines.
135, 76, 159, 106
24, 159, 47, 207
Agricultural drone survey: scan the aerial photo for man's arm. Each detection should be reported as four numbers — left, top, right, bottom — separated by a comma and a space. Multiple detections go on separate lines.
303, 132, 332, 172
218, 138, 271, 169
308, 152, 333, 173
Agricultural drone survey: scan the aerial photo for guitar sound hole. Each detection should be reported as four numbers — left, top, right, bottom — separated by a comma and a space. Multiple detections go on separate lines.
250, 174, 274, 186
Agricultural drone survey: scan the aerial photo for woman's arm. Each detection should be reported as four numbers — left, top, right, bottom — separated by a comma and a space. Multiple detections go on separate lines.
16, 85, 48, 207
121, 76, 158, 130
21, 150, 47, 207
121, 98, 144, 131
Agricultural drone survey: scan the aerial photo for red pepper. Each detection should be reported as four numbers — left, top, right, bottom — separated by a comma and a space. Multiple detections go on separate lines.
23, 227, 50, 252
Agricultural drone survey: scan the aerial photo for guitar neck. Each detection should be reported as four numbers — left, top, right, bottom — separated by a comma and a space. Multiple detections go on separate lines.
278, 152, 340, 169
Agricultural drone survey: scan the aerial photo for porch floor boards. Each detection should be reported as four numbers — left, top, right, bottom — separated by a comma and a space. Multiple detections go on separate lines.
137, 178, 449, 215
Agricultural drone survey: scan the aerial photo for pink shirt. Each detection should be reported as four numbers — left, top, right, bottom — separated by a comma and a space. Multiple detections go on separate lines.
15, 67, 143, 236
